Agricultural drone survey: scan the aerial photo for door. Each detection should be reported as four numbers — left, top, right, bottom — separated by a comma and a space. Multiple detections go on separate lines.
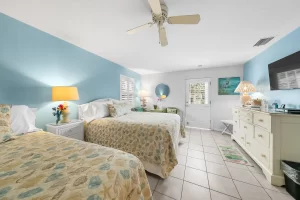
185, 78, 211, 129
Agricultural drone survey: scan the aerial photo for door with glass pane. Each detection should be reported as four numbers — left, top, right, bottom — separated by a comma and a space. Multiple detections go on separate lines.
185, 78, 211, 129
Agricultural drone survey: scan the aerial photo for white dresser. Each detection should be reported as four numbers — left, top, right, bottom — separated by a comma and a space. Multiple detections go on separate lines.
46, 120, 84, 141
232, 107, 300, 186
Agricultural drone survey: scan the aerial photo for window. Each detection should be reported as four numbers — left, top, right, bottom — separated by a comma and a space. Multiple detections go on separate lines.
188, 82, 209, 104
120, 75, 135, 104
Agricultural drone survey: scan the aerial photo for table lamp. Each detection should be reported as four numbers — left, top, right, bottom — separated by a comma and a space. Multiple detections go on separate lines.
138, 90, 149, 109
52, 86, 79, 123
234, 81, 256, 106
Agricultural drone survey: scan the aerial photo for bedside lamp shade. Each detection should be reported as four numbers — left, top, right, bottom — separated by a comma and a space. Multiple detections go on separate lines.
52, 86, 79, 101
138, 90, 149, 97
234, 81, 256, 105
234, 81, 256, 93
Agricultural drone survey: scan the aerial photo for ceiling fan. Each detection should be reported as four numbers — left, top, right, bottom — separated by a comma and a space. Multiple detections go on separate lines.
127, 0, 201, 47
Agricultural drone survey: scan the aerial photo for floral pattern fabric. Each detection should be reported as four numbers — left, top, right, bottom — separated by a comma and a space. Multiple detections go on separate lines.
107, 103, 132, 117
0, 104, 13, 143
0, 131, 152, 200
85, 112, 183, 178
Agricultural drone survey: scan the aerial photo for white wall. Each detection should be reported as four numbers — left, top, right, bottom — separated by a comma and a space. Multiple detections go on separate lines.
141, 65, 243, 131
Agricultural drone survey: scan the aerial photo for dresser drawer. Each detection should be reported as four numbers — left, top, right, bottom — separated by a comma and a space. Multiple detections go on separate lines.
233, 117, 239, 131
240, 120, 254, 139
239, 110, 253, 123
254, 126, 270, 148
255, 142, 270, 168
232, 108, 239, 116
253, 112, 271, 132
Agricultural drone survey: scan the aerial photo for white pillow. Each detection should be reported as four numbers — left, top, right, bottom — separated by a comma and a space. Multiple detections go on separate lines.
82, 101, 112, 123
93, 98, 110, 102
11, 105, 41, 135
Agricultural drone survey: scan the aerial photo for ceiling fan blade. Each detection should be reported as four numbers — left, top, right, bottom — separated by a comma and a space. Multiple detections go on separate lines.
159, 26, 168, 47
168, 14, 200, 24
148, 0, 162, 16
127, 22, 153, 34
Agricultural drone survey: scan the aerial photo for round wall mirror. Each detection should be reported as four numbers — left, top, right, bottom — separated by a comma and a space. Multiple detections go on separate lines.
155, 83, 170, 98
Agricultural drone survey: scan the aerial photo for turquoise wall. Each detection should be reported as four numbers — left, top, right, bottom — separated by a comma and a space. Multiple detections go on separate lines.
0, 13, 141, 129
244, 27, 300, 108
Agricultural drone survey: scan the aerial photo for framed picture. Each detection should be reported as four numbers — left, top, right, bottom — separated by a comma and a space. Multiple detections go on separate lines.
218, 77, 240, 95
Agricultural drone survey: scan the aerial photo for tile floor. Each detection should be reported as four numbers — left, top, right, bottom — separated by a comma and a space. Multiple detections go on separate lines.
147, 128, 294, 200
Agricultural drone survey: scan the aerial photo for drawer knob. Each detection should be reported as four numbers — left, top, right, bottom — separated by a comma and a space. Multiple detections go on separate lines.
258, 134, 263, 138
244, 126, 247, 129
261, 154, 266, 158
235, 121, 237, 123
258, 119, 264, 122
246, 142, 250, 145
241, 137, 244, 140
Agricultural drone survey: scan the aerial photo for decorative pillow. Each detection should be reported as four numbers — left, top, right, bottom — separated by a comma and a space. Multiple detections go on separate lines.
108, 103, 132, 117
82, 101, 112, 123
0, 104, 11, 134
0, 104, 13, 143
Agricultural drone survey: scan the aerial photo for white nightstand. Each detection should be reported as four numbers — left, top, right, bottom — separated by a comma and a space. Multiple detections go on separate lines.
46, 120, 84, 141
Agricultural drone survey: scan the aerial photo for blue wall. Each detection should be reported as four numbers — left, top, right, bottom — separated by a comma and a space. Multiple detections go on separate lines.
0, 13, 141, 129
244, 27, 300, 108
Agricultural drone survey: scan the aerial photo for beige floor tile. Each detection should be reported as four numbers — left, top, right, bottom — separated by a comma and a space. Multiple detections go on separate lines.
188, 143, 204, 151
210, 190, 240, 200
251, 172, 289, 194
203, 146, 221, 155
178, 142, 189, 149
177, 155, 187, 165
234, 180, 271, 200
265, 188, 294, 200
225, 161, 249, 170
152, 192, 174, 200
156, 176, 183, 200
187, 149, 205, 159
202, 142, 218, 148
181, 181, 211, 200
184, 167, 209, 188
147, 173, 160, 191
178, 147, 188, 156
180, 137, 190, 143
186, 157, 206, 171
208, 173, 240, 199
190, 128, 201, 135
170, 164, 185, 179
206, 161, 231, 178
228, 167, 260, 186
204, 153, 225, 165
247, 164, 263, 174
189, 140, 202, 145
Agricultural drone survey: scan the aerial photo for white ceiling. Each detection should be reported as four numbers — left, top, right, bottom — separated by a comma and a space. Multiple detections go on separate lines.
0, 0, 299, 74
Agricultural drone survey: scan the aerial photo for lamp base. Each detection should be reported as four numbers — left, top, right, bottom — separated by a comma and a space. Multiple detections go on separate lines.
240, 94, 252, 106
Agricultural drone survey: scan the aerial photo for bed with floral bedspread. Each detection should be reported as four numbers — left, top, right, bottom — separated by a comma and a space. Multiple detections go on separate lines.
85, 112, 185, 178
0, 131, 151, 200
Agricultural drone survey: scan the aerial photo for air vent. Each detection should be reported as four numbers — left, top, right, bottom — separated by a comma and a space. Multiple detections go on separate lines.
254, 37, 274, 47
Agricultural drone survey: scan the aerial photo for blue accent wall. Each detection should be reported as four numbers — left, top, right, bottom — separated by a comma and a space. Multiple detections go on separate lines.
0, 13, 141, 129
244, 27, 300, 108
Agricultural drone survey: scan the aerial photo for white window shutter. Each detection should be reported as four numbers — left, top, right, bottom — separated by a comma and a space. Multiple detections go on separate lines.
120, 75, 135, 104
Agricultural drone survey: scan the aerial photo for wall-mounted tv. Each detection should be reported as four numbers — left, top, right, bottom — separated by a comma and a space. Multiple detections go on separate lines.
268, 51, 300, 90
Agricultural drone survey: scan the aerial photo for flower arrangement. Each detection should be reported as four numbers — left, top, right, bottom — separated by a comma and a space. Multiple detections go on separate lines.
52, 104, 67, 124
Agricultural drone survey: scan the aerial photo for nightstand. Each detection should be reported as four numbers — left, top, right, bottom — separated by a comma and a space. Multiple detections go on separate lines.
46, 120, 84, 141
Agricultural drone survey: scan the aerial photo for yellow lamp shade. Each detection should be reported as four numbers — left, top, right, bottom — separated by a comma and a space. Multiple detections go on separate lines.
160, 95, 166, 99
52, 86, 79, 101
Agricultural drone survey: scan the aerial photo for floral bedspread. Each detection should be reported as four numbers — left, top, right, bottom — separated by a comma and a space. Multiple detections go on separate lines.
0, 131, 151, 200
85, 112, 184, 178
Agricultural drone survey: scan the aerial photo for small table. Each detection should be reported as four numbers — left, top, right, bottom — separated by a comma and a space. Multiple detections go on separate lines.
149, 109, 167, 113
46, 120, 84, 141
220, 120, 233, 135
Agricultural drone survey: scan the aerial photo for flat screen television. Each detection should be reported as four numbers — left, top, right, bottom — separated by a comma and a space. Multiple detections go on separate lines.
268, 51, 300, 90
